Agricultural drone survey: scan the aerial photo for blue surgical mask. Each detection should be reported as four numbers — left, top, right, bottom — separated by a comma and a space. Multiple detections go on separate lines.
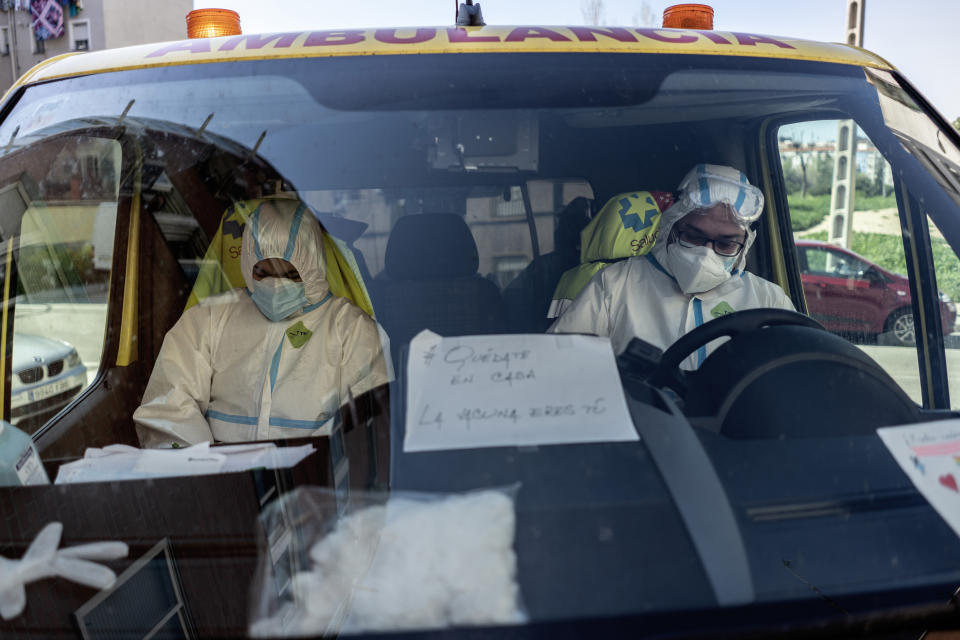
250, 277, 307, 322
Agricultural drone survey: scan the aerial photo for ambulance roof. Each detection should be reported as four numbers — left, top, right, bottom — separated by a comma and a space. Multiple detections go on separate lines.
10, 25, 893, 92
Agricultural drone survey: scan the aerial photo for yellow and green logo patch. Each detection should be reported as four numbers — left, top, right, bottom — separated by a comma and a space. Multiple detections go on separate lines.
710, 301, 735, 318
285, 321, 313, 348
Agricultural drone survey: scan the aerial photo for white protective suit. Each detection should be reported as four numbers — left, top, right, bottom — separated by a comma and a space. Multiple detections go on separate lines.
549, 164, 794, 369
134, 199, 389, 448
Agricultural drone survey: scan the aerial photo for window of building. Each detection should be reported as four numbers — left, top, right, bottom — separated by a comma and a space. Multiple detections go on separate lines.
70, 20, 90, 51
492, 255, 529, 289
1, 27, 9, 56
33, 35, 44, 55
495, 186, 526, 218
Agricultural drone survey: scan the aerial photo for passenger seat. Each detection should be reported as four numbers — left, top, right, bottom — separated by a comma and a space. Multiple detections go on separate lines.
369, 213, 504, 363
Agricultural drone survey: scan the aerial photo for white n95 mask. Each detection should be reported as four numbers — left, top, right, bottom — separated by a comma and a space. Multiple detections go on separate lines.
250, 277, 308, 322
665, 244, 737, 294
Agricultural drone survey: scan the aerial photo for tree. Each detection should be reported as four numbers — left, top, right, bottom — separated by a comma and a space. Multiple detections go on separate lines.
792, 141, 808, 198
783, 163, 804, 195
581, 0, 605, 26
633, 1, 657, 27
855, 170, 879, 198
954, 117, 960, 133
809, 153, 835, 196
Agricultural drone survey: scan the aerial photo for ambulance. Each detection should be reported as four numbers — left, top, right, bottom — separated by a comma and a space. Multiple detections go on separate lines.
1, 4, 960, 638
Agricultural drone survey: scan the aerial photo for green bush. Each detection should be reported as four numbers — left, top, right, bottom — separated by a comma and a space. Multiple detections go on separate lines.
854, 233, 960, 302
931, 238, 960, 304
786, 193, 896, 232
15, 242, 104, 297
850, 232, 906, 275
853, 194, 897, 211
787, 194, 829, 231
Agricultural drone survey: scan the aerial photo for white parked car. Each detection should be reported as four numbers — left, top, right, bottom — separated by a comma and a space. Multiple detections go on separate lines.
10, 333, 87, 432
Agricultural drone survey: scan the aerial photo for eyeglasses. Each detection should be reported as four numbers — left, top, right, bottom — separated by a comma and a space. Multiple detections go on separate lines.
672, 224, 746, 257
252, 262, 302, 282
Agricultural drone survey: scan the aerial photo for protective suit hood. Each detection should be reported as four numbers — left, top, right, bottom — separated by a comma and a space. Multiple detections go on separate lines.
241, 199, 330, 305
651, 164, 762, 277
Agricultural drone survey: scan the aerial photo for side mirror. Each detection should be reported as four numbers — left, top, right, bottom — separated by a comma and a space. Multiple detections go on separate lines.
859, 267, 884, 286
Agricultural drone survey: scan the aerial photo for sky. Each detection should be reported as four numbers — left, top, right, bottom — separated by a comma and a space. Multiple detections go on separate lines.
192, 0, 960, 121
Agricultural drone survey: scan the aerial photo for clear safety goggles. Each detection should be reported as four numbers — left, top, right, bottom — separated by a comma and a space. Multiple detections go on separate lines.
676, 169, 765, 224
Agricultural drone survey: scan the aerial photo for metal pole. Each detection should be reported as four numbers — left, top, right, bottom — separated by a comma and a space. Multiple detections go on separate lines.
844, 0, 866, 48
827, 0, 865, 252
7, 7, 19, 83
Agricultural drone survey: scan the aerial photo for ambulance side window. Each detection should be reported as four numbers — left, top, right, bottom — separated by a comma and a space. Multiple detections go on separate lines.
778, 119, 922, 404
3, 136, 120, 434
925, 213, 960, 409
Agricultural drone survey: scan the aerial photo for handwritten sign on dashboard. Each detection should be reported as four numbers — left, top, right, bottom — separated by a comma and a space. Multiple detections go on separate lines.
403, 330, 638, 452
878, 419, 960, 540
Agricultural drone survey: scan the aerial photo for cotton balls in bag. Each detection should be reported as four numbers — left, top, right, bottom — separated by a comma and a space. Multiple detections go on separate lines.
299, 490, 525, 634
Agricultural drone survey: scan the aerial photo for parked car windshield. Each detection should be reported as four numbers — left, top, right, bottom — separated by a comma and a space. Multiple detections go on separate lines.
2, 52, 960, 635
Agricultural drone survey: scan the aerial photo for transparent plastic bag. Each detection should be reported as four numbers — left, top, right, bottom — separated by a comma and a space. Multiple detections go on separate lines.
249, 486, 526, 637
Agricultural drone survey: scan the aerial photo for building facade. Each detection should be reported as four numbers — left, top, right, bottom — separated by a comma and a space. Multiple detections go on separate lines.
0, 0, 192, 94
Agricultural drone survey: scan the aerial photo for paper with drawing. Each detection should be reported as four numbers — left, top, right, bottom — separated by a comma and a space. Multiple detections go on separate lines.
404, 330, 638, 452
877, 419, 960, 539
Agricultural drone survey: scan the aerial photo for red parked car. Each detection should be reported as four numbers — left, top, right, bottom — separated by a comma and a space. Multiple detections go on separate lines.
796, 240, 956, 345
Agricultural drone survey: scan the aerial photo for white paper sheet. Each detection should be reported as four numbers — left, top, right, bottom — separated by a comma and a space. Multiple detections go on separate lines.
134, 442, 226, 475
55, 441, 316, 484
877, 419, 960, 539
403, 330, 638, 452
216, 443, 316, 473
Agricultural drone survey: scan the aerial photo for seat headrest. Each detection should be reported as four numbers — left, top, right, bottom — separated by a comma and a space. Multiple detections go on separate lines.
580, 190, 674, 263
385, 213, 480, 279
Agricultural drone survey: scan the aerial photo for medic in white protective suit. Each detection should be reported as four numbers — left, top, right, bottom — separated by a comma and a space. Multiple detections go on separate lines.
134, 198, 389, 448
548, 164, 795, 369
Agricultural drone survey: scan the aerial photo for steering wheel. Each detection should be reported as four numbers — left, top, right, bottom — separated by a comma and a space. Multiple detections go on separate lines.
649, 308, 824, 396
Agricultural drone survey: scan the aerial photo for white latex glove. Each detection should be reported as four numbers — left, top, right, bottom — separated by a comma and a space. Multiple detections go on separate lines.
0, 522, 128, 620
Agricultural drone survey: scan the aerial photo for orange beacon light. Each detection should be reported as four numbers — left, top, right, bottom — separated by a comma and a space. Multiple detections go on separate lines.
186, 8, 242, 39
662, 4, 714, 30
